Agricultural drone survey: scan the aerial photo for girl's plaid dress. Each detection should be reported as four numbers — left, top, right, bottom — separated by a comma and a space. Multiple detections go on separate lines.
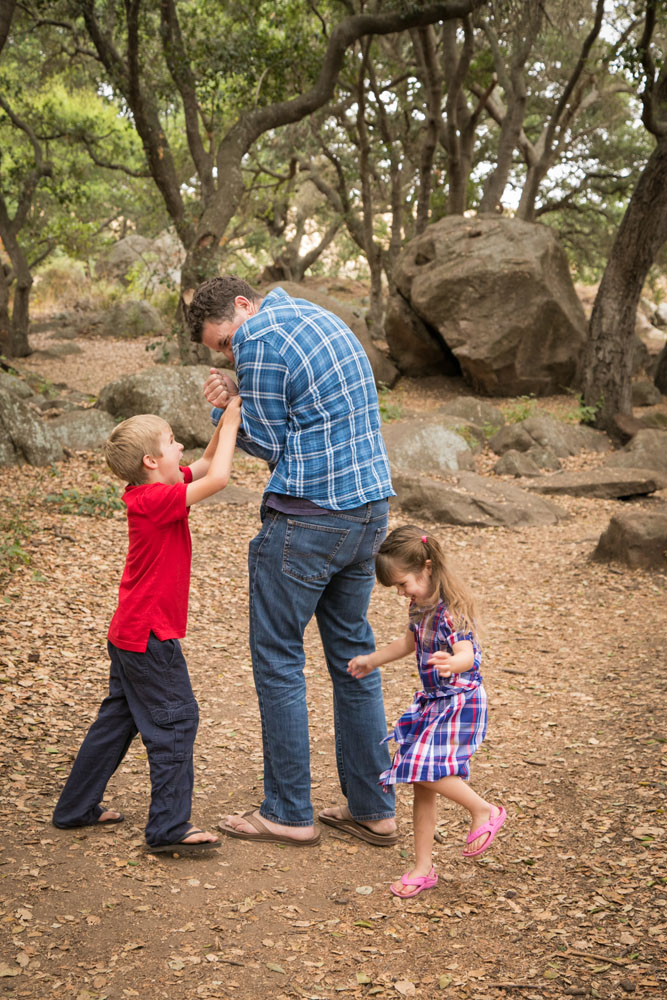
379, 600, 487, 789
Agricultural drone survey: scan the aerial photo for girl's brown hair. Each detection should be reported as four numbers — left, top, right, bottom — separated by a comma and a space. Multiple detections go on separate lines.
375, 524, 479, 635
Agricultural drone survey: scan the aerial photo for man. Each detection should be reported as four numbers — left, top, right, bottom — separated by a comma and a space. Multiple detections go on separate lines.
188, 276, 397, 847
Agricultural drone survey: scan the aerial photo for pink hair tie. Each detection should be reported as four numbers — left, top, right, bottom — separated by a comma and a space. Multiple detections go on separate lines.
421, 535, 427, 544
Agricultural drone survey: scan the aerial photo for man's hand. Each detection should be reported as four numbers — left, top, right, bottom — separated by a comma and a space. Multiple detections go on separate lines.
204, 368, 239, 408
347, 655, 376, 678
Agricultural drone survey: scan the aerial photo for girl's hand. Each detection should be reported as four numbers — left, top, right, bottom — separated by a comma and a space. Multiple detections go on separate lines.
427, 650, 453, 679
347, 655, 375, 678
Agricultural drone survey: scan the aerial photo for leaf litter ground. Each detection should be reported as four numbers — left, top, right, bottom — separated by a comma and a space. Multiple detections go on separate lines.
1, 335, 666, 1000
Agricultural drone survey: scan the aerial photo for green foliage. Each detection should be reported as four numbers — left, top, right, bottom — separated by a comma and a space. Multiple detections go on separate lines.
564, 391, 604, 426
503, 395, 536, 424
46, 484, 124, 518
377, 386, 403, 423
0, 506, 32, 582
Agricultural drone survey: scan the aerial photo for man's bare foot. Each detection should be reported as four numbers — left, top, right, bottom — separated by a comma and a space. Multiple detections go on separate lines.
319, 804, 396, 836
222, 811, 317, 842
181, 827, 219, 845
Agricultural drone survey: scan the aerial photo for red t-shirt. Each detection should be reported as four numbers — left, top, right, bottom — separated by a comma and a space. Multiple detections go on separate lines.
108, 467, 193, 652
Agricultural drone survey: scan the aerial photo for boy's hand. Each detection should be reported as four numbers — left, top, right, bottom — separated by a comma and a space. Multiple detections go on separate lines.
204, 368, 239, 408
347, 655, 375, 678
221, 394, 242, 429
427, 650, 453, 679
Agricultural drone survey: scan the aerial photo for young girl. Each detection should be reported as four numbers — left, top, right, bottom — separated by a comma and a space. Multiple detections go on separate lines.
348, 525, 506, 898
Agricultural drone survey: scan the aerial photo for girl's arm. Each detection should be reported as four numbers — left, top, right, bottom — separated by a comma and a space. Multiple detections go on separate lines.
185, 397, 242, 506
427, 639, 475, 678
347, 629, 414, 678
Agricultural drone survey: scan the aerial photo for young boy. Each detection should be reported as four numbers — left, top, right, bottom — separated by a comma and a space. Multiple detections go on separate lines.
52, 397, 242, 852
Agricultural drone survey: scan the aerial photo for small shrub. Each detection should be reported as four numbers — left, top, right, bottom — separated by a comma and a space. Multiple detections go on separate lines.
504, 395, 536, 424
46, 484, 124, 518
378, 385, 403, 423
0, 507, 32, 582
564, 393, 603, 426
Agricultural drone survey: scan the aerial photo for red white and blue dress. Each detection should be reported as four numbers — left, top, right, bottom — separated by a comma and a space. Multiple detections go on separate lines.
379, 599, 487, 790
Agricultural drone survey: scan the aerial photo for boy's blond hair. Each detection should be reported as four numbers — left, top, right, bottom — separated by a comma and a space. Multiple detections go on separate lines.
104, 414, 170, 484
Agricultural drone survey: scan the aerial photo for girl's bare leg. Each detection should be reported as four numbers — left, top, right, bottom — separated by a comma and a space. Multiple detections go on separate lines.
391, 783, 438, 897
430, 775, 492, 853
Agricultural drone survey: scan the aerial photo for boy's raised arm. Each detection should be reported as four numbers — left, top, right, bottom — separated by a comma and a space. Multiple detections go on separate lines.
185, 396, 242, 507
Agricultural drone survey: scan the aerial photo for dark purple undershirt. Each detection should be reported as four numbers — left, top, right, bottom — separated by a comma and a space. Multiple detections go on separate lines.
265, 492, 331, 515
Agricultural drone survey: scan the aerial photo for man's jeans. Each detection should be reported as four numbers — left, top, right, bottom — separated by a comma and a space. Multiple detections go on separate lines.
248, 499, 395, 827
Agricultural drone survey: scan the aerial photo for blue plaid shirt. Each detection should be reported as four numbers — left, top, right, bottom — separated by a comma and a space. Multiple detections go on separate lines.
211, 287, 394, 510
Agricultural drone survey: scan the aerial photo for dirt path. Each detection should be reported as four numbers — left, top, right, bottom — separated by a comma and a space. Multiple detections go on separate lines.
1, 338, 666, 1000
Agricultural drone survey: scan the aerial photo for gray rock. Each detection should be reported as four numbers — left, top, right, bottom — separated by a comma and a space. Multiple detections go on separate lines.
0, 387, 63, 466
605, 429, 667, 472
490, 423, 535, 454
525, 467, 666, 499
521, 413, 610, 457
96, 234, 152, 284
384, 292, 460, 377
653, 303, 667, 328
0, 372, 33, 400
525, 445, 562, 471
382, 417, 475, 476
99, 299, 164, 339
493, 450, 542, 477
437, 396, 505, 431
390, 215, 587, 394
31, 342, 83, 359
592, 508, 667, 569
638, 410, 667, 431
392, 470, 565, 528
266, 281, 398, 388
632, 380, 662, 406
49, 409, 117, 452
96, 366, 214, 448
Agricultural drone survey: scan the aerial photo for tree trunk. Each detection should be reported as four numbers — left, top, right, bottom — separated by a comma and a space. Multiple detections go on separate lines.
580, 134, 667, 433
0, 264, 11, 354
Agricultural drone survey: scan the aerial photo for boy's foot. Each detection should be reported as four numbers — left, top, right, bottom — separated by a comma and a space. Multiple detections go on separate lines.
219, 810, 320, 846
147, 826, 220, 853
390, 866, 438, 898
463, 804, 506, 858
98, 809, 124, 824
318, 805, 398, 846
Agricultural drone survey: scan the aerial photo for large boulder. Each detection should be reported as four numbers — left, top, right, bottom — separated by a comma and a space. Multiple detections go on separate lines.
96, 366, 214, 448
392, 470, 565, 528
99, 299, 164, 339
592, 509, 667, 569
49, 409, 117, 452
384, 292, 460, 377
389, 215, 587, 395
605, 429, 667, 473
96, 234, 152, 284
382, 415, 475, 477
0, 387, 63, 466
525, 467, 666, 499
655, 344, 667, 394
490, 412, 610, 457
266, 281, 399, 388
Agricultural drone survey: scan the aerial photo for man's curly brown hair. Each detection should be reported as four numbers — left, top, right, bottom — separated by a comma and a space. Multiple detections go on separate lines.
187, 276, 261, 342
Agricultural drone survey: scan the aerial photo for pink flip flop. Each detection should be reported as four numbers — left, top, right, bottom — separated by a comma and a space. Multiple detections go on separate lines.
390, 866, 438, 898
463, 805, 506, 858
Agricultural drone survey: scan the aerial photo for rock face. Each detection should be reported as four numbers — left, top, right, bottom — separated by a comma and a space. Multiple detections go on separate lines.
392, 471, 565, 528
382, 416, 475, 476
96, 366, 214, 448
99, 300, 164, 339
490, 413, 610, 457
605, 429, 667, 473
0, 386, 63, 465
389, 215, 587, 395
49, 409, 117, 452
525, 467, 666, 499
96, 234, 152, 284
592, 509, 667, 569
266, 281, 398, 387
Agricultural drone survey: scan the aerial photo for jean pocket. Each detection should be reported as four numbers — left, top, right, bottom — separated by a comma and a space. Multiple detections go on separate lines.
359, 523, 388, 576
282, 519, 350, 582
